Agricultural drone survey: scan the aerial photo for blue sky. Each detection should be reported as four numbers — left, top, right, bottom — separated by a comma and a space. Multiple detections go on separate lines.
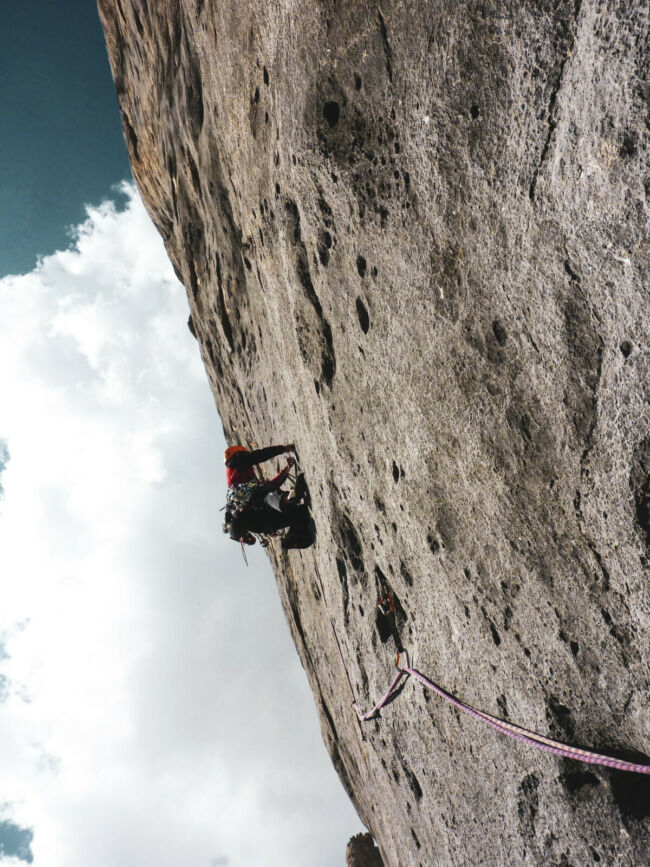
0, 1, 131, 277
0, 442, 8, 497
0, 4, 362, 865
0, 819, 33, 864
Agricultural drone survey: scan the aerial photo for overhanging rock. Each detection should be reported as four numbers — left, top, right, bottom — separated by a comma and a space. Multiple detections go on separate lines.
99, 1, 650, 863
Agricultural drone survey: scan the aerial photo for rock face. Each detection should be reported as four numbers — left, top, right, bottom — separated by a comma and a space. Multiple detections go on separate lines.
98, 1, 649, 863
347, 832, 384, 867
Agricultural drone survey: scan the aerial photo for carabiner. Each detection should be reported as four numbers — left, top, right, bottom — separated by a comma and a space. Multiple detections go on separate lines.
378, 593, 395, 617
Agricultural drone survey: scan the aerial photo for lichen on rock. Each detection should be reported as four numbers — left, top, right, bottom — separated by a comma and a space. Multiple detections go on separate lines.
99, 0, 650, 863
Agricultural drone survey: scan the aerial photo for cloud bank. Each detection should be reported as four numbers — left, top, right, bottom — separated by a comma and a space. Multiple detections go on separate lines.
0, 184, 361, 866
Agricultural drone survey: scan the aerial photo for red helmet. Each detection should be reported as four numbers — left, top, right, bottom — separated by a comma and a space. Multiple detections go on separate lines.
224, 444, 247, 464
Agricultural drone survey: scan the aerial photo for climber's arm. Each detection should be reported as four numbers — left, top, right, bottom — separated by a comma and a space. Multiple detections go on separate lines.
262, 458, 295, 492
227, 443, 293, 469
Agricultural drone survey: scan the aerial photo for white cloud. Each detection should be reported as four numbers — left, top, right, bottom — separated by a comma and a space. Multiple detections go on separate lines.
0, 184, 361, 867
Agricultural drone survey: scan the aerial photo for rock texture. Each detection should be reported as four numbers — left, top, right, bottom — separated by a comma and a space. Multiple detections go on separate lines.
98, 1, 650, 863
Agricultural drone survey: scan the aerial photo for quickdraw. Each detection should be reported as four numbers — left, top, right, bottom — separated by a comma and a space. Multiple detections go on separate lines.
378, 594, 395, 618
376, 594, 404, 654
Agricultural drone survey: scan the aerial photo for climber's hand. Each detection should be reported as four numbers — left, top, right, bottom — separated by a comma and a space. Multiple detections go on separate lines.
286, 456, 295, 470
284, 443, 295, 453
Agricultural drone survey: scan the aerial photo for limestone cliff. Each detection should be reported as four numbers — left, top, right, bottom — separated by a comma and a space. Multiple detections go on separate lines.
98, 1, 650, 863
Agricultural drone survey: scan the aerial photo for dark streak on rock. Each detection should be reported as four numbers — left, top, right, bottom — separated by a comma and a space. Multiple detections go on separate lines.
377, 9, 393, 84
121, 111, 140, 161
517, 774, 539, 838
285, 199, 336, 386
529, 1, 583, 201
630, 437, 650, 553
215, 252, 234, 350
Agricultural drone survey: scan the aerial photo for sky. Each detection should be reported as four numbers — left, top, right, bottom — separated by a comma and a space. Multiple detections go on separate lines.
0, 4, 363, 866
0, 2, 131, 277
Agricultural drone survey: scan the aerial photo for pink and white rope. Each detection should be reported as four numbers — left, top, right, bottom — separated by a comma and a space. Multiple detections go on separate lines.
354, 663, 650, 775
353, 669, 407, 721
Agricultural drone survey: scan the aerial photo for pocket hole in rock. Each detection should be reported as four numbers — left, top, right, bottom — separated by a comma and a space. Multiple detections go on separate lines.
356, 297, 370, 333
323, 100, 340, 127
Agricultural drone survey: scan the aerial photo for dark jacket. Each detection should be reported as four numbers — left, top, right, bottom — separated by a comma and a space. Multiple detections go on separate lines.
225, 445, 287, 488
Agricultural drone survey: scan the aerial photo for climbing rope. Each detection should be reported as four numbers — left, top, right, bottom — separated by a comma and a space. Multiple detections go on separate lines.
353, 655, 650, 775
354, 667, 408, 722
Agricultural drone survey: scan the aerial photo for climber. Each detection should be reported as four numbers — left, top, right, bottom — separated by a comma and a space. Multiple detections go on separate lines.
223, 443, 312, 549
223, 443, 294, 498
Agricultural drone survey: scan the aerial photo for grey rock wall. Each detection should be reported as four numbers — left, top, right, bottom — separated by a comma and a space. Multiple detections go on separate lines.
98, 0, 650, 863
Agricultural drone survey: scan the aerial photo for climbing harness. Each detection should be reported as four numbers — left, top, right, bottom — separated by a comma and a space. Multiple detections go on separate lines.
353, 654, 650, 776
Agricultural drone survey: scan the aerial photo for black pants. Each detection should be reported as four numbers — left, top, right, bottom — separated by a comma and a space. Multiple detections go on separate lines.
231, 501, 309, 538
